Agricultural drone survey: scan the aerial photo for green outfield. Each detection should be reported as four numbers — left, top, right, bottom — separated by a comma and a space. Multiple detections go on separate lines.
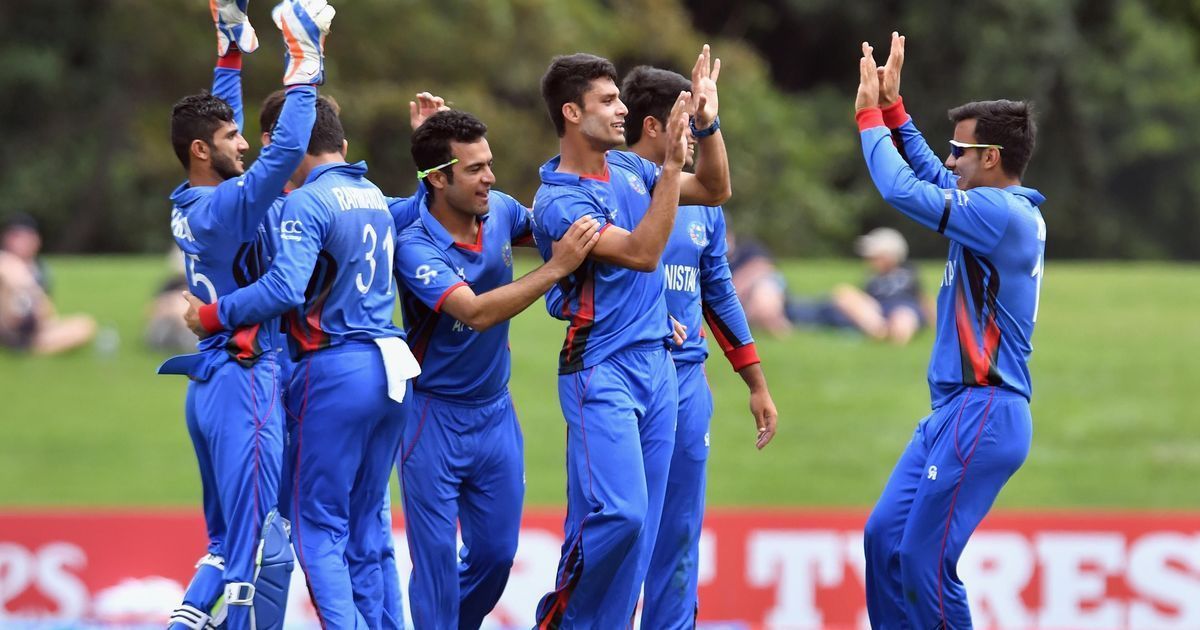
0, 256, 1195, 509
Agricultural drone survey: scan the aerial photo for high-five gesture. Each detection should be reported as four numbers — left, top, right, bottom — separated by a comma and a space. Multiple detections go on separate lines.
691, 44, 721, 129
855, 41, 880, 112
664, 90, 693, 170
409, 92, 450, 130
211, 0, 259, 55
273, 0, 336, 86
877, 31, 905, 108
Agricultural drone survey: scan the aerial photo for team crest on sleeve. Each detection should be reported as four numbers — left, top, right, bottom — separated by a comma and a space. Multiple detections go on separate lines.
627, 173, 647, 196
502, 242, 513, 268
688, 222, 709, 247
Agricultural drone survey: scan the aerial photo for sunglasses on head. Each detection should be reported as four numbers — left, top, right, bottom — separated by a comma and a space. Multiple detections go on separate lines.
949, 139, 1003, 158
417, 158, 459, 180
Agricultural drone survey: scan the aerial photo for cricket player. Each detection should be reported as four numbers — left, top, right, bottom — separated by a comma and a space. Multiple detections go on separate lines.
391, 110, 600, 628
531, 46, 731, 627
162, 1, 331, 627
188, 97, 417, 627
618, 65, 779, 628
855, 33, 1045, 629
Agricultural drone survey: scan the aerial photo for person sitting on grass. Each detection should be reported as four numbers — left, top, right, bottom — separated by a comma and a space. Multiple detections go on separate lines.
0, 214, 97, 355
789, 227, 930, 344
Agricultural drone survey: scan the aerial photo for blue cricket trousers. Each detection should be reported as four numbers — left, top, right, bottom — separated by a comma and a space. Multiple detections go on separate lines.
398, 389, 524, 629
184, 354, 283, 630
642, 360, 712, 629
286, 342, 407, 629
864, 386, 1032, 630
535, 343, 678, 628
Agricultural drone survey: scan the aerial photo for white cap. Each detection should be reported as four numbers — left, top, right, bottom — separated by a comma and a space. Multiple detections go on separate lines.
854, 227, 908, 262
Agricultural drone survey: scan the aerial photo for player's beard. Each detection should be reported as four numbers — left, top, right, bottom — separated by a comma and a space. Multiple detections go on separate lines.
210, 150, 243, 181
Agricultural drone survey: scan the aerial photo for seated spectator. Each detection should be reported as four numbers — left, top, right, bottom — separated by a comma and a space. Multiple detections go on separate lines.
144, 249, 194, 352
0, 214, 97, 355
727, 231, 797, 337
789, 227, 929, 344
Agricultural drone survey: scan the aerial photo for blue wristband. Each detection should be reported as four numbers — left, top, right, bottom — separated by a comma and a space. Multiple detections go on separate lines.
690, 115, 720, 138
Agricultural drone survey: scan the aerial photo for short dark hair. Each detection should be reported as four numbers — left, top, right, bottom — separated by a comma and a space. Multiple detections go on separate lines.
170, 92, 236, 168
260, 91, 342, 139
410, 110, 488, 176
621, 66, 691, 146
307, 95, 345, 156
948, 100, 1037, 178
541, 53, 619, 137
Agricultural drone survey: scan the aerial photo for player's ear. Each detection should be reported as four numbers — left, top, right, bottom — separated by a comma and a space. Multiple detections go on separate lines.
985, 146, 1002, 170
426, 170, 448, 192
644, 115, 661, 139
260, 132, 272, 147
190, 139, 210, 163
562, 102, 582, 127
341, 139, 349, 157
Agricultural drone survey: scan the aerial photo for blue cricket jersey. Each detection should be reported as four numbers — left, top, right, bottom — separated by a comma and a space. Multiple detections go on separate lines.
209, 161, 407, 356
532, 150, 672, 374
860, 115, 1047, 408
170, 83, 316, 365
662, 204, 758, 369
393, 186, 533, 400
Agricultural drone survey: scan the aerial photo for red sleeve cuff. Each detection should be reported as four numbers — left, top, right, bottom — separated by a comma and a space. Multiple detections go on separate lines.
216, 50, 243, 70
725, 343, 761, 372
881, 97, 910, 129
856, 107, 885, 132
199, 302, 223, 334
433, 282, 469, 313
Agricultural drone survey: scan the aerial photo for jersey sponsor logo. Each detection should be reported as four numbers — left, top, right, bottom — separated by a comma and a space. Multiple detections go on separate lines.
627, 173, 647, 196
955, 189, 971, 206
688, 221, 710, 247
414, 264, 438, 285
280, 220, 304, 241
331, 186, 389, 212
664, 264, 699, 293
170, 208, 194, 242
927, 465, 938, 480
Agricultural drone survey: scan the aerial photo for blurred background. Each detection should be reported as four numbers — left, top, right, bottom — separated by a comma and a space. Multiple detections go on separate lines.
0, 0, 1197, 627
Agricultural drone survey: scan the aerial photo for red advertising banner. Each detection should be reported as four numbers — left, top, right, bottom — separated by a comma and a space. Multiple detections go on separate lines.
0, 509, 1197, 628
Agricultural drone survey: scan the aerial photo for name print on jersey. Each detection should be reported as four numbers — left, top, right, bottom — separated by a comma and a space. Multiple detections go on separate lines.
664, 264, 699, 293
331, 186, 389, 212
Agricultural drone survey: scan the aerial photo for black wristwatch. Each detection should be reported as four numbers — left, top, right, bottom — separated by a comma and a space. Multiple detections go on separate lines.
690, 115, 720, 139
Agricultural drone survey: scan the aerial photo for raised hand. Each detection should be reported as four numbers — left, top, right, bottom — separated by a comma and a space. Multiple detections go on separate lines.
877, 31, 905, 108
273, 0, 336, 86
548, 216, 602, 276
691, 44, 721, 129
663, 90, 693, 170
855, 41, 880, 112
211, 0, 259, 56
409, 92, 450, 130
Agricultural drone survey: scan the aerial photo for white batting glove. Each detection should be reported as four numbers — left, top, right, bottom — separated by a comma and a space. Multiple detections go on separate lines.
273, 0, 336, 86
210, 0, 259, 56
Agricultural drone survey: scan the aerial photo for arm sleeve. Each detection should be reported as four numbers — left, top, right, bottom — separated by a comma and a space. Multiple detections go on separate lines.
207, 85, 317, 242
893, 118, 959, 189
212, 53, 244, 131
540, 191, 610, 242
861, 125, 1012, 255
700, 209, 759, 370
394, 235, 466, 313
388, 193, 421, 232
543, 283, 569, 320
211, 190, 328, 328
507, 196, 535, 246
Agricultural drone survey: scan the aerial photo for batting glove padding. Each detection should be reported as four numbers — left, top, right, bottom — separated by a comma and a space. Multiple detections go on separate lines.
274, 0, 336, 86
211, 0, 259, 56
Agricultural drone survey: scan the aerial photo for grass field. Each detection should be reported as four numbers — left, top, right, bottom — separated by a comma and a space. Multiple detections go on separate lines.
0, 255, 1196, 510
